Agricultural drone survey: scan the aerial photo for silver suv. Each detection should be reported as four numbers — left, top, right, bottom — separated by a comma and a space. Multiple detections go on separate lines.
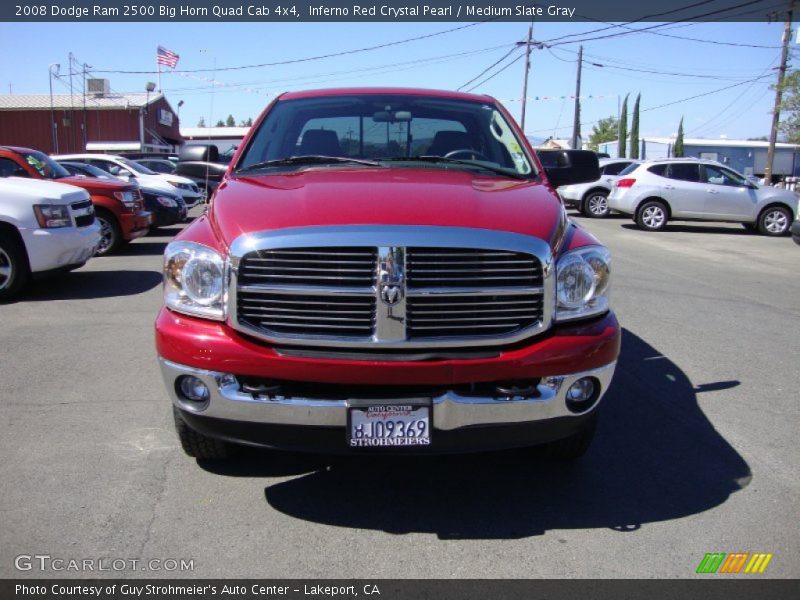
608, 159, 798, 235
558, 158, 642, 218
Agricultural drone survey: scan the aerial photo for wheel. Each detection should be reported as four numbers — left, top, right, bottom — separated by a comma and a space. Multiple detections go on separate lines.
444, 149, 490, 161
543, 415, 597, 460
173, 406, 237, 459
636, 200, 669, 231
0, 232, 30, 302
94, 209, 123, 255
582, 190, 610, 218
757, 205, 792, 236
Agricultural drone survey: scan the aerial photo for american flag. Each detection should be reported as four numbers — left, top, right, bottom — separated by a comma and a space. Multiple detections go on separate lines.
156, 46, 179, 69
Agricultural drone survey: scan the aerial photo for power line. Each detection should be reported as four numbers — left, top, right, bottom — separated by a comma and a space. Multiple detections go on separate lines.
457, 46, 521, 91
465, 54, 525, 93
92, 21, 491, 75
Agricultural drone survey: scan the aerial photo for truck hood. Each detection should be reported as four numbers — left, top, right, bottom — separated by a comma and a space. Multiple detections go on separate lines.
210, 168, 565, 250
58, 176, 135, 194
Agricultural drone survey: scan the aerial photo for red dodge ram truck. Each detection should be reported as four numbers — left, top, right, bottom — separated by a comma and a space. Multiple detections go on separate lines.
156, 88, 620, 460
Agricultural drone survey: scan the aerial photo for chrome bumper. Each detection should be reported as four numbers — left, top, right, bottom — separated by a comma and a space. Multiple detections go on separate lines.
159, 358, 616, 430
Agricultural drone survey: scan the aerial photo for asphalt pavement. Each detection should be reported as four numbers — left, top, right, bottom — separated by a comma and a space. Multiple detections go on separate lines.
1, 209, 798, 579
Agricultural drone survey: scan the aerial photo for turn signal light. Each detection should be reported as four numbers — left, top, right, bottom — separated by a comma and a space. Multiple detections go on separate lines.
616, 178, 636, 188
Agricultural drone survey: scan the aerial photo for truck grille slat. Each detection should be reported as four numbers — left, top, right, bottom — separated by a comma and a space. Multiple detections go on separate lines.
236, 244, 544, 345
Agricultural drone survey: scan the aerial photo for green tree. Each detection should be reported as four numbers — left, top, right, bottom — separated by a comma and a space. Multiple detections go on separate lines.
674, 117, 685, 157
777, 70, 800, 144
618, 94, 629, 158
588, 116, 620, 151
239, 117, 254, 127
630, 93, 641, 159
215, 119, 225, 127
225, 114, 236, 127
197, 117, 206, 128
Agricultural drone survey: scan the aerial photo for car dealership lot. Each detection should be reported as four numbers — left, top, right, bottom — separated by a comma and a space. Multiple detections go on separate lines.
1, 211, 798, 579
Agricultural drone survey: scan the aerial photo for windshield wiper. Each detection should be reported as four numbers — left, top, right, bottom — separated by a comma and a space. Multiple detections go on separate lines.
378, 156, 528, 180
236, 155, 382, 173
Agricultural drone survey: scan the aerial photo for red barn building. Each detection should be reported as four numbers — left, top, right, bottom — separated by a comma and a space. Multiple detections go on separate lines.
0, 85, 182, 154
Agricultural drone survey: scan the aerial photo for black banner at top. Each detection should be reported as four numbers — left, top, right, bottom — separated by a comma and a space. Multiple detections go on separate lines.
1, 0, 793, 22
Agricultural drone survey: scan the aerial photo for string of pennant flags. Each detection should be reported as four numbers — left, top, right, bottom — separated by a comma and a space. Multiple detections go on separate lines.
505, 95, 618, 102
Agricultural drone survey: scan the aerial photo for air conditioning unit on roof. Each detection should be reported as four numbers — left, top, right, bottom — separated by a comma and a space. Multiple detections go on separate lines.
87, 78, 110, 96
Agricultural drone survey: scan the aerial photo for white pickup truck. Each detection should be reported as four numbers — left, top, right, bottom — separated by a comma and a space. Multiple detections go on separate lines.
0, 177, 101, 300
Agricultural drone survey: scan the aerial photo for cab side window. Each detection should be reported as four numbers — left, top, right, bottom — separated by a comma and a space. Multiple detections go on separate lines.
0, 157, 29, 178
666, 163, 700, 182
704, 165, 747, 187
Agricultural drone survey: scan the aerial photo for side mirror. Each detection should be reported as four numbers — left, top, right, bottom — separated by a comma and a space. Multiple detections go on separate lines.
537, 150, 600, 188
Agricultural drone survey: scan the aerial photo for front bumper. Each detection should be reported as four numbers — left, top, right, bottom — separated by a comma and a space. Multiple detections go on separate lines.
157, 309, 620, 452
20, 222, 101, 273
120, 210, 153, 240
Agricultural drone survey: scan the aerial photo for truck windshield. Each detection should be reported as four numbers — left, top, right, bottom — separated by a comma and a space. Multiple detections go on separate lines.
237, 94, 536, 178
22, 150, 71, 180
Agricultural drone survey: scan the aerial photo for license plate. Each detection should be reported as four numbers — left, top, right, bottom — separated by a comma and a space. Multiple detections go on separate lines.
347, 401, 431, 448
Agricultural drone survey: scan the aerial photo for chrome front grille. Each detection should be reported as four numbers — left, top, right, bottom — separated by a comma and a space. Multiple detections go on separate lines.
230, 226, 553, 349
238, 247, 377, 288
406, 248, 542, 288
237, 291, 375, 337
407, 294, 543, 338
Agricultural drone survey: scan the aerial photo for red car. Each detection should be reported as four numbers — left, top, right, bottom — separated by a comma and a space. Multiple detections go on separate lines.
0, 146, 151, 255
156, 88, 620, 460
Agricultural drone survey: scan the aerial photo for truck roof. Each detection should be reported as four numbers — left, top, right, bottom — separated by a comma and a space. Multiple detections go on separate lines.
278, 87, 496, 103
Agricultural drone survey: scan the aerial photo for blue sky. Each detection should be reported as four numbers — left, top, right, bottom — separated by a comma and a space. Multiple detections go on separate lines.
0, 20, 792, 141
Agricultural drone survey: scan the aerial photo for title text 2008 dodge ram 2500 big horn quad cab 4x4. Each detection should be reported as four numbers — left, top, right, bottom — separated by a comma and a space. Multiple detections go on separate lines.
156, 88, 621, 460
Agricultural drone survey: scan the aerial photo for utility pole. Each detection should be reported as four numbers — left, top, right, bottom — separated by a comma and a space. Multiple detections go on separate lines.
765, 1, 794, 184
520, 23, 534, 131
571, 45, 583, 150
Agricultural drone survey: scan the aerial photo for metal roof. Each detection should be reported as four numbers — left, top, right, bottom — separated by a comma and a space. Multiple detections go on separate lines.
0, 93, 163, 111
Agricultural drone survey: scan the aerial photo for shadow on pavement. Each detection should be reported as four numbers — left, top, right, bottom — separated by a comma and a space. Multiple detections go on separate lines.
199, 328, 750, 539
21, 269, 162, 301
620, 223, 754, 236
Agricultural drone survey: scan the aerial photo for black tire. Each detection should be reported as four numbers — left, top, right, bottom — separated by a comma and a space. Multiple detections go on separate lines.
757, 205, 792, 236
0, 231, 30, 302
635, 200, 669, 231
173, 406, 237, 459
94, 209, 123, 256
543, 415, 598, 460
581, 190, 610, 218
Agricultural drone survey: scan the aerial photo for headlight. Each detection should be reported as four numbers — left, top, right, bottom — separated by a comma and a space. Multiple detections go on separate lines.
33, 204, 71, 228
156, 196, 178, 207
164, 241, 226, 320
556, 246, 611, 322
167, 180, 189, 190
113, 191, 138, 209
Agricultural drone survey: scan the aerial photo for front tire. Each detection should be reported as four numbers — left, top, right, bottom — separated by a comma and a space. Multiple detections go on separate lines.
0, 233, 30, 302
582, 190, 610, 218
94, 209, 123, 255
173, 407, 237, 459
636, 200, 669, 231
757, 206, 792, 236
543, 415, 597, 460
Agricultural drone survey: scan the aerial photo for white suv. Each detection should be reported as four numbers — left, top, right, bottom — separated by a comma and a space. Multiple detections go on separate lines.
53, 154, 203, 208
608, 159, 798, 235
558, 158, 642, 218
0, 178, 101, 300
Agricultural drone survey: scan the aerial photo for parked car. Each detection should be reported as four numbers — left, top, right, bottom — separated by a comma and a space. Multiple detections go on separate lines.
53, 153, 203, 209
175, 144, 229, 198
608, 158, 798, 235
558, 158, 642, 217
791, 215, 800, 245
156, 87, 620, 461
136, 158, 177, 175
0, 146, 151, 255
0, 177, 100, 300
57, 160, 186, 228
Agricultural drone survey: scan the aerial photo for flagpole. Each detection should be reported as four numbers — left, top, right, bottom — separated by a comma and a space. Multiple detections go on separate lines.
157, 60, 161, 93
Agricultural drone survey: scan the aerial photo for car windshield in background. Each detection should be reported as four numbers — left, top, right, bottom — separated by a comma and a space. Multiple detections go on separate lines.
236, 94, 536, 178
118, 157, 157, 175
23, 151, 71, 180
64, 162, 115, 179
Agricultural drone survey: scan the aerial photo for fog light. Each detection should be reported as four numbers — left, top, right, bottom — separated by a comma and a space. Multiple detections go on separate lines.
565, 377, 599, 413
177, 375, 210, 403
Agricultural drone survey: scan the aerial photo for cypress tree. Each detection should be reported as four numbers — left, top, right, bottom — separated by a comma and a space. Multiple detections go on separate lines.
674, 117, 685, 157
618, 94, 629, 158
630, 94, 641, 159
